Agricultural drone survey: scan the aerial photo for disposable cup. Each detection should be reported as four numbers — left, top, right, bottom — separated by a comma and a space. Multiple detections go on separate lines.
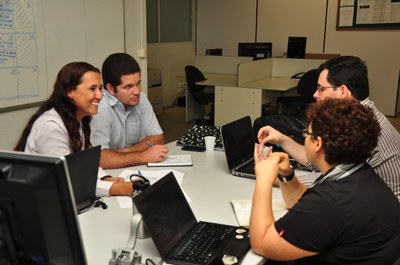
204, 136, 216, 152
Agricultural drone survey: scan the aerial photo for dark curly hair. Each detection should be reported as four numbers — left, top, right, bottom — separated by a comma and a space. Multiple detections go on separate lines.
305, 98, 380, 165
14, 62, 100, 152
101, 53, 140, 92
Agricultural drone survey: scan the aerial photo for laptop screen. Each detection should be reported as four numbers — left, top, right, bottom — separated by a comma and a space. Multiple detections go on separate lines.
221, 116, 255, 170
133, 172, 197, 258
65, 145, 100, 211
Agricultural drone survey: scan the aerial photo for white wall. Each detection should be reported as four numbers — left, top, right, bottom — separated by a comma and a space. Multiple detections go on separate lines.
196, 0, 400, 116
258, 0, 328, 56
147, 42, 195, 107
0, 107, 38, 150
196, 0, 257, 55
124, 0, 148, 94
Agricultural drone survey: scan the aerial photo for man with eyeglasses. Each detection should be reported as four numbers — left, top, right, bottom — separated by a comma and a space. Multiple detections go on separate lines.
257, 56, 400, 201
91, 53, 168, 169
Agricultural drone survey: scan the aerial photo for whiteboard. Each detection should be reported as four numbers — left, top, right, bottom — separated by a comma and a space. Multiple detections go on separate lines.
0, 0, 125, 111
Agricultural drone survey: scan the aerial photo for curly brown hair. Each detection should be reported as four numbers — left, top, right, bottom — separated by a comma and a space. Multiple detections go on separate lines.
305, 98, 380, 165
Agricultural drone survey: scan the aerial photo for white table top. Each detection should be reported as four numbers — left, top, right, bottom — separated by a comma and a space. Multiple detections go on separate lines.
196, 73, 238, 87
240, 77, 298, 91
196, 74, 297, 92
78, 142, 286, 264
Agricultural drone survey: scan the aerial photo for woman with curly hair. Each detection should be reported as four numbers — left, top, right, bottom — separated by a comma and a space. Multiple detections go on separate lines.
250, 98, 400, 264
14, 62, 133, 196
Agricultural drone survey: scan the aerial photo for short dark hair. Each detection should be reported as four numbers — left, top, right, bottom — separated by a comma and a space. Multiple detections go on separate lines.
306, 98, 380, 165
318, 56, 369, 100
101, 53, 141, 92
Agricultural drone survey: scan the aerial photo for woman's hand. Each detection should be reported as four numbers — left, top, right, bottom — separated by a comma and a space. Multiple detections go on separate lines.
254, 149, 291, 186
254, 143, 273, 164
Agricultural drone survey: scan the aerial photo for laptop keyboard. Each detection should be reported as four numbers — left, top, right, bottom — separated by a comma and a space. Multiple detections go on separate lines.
172, 223, 233, 264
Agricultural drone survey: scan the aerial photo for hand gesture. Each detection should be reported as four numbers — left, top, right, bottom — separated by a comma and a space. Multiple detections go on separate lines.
143, 144, 169, 162
257, 125, 285, 146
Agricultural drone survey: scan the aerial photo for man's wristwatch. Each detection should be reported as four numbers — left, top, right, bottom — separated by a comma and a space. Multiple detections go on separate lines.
278, 165, 295, 183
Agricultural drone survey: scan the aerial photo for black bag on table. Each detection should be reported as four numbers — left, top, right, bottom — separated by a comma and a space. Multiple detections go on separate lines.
253, 115, 306, 151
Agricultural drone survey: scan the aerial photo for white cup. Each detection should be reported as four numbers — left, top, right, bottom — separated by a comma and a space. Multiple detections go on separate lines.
204, 136, 216, 152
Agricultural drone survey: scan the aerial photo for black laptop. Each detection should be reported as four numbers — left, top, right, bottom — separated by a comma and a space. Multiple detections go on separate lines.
133, 172, 250, 265
65, 145, 101, 213
221, 116, 256, 179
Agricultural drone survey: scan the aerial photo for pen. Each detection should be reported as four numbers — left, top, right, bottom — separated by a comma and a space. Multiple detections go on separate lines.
146, 142, 153, 147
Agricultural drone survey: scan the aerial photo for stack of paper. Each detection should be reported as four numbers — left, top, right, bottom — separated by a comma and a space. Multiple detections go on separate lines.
147, 155, 192, 167
230, 199, 288, 227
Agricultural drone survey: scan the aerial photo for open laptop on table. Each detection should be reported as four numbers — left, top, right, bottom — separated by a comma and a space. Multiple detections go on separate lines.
133, 172, 250, 265
65, 145, 101, 214
221, 116, 256, 179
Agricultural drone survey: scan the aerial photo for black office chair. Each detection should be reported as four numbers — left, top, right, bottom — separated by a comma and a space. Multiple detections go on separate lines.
184, 65, 215, 125
276, 68, 319, 119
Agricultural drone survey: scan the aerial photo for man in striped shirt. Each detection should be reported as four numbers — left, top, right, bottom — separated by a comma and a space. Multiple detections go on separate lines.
257, 56, 400, 201
91, 53, 168, 169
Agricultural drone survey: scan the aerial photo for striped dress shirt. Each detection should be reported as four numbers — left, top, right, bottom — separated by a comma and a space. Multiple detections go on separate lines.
91, 89, 163, 150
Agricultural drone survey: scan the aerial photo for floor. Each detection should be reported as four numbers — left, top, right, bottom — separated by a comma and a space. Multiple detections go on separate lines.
158, 106, 400, 144
157, 106, 195, 143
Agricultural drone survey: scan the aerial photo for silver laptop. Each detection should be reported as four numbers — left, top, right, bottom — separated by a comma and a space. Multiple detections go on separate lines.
221, 116, 256, 179
133, 172, 250, 265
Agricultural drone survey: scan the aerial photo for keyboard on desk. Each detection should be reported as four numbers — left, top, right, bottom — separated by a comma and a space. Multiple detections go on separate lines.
169, 222, 234, 265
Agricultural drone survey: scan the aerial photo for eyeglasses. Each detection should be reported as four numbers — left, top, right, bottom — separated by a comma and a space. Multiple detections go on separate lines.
302, 129, 315, 138
316, 85, 337, 93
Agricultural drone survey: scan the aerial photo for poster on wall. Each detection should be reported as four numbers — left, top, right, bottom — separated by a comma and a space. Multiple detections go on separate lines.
337, 0, 400, 29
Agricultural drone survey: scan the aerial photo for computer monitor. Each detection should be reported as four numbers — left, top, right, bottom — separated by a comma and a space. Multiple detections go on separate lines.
287, 36, 307, 59
205, 48, 222, 56
238, 42, 272, 60
0, 151, 87, 265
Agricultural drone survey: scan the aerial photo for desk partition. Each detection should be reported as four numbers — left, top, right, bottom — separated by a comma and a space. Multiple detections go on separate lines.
194, 55, 252, 74
270, 58, 325, 78
237, 58, 270, 85
189, 57, 326, 126
186, 56, 252, 122
214, 58, 326, 126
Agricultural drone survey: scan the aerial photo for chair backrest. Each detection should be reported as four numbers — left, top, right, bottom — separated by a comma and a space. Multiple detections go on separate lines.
297, 68, 318, 102
185, 65, 207, 102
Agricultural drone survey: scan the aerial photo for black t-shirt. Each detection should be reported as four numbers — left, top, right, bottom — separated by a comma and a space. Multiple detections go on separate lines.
275, 165, 400, 265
